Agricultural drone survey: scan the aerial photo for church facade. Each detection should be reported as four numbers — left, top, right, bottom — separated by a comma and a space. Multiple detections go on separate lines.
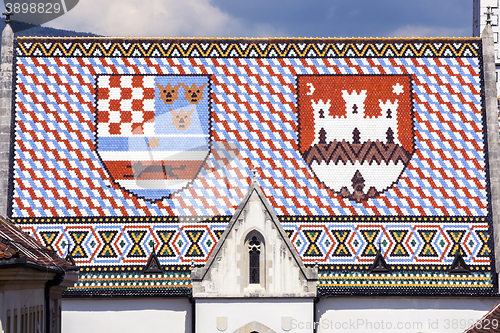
2, 19, 500, 333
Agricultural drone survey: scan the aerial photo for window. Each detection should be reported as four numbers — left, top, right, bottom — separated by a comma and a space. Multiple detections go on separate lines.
249, 236, 261, 284
14, 309, 17, 333
6, 310, 11, 333
30, 306, 34, 333
245, 231, 265, 287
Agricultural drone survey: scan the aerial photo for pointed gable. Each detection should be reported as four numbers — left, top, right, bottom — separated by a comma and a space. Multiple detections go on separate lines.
143, 251, 164, 274
192, 179, 317, 298
369, 250, 391, 274
449, 252, 470, 275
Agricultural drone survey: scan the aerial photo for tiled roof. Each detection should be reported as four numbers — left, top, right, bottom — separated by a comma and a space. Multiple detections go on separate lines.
464, 302, 500, 333
0, 216, 74, 271
9, 36, 495, 297
318, 270, 493, 296
64, 270, 191, 297
11, 39, 486, 217
62, 266, 493, 298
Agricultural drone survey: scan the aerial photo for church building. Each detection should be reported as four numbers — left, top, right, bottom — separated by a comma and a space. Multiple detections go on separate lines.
1, 8, 500, 333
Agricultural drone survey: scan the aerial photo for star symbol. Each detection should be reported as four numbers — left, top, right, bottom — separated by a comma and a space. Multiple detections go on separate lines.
148, 137, 160, 149
392, 83, 404, 95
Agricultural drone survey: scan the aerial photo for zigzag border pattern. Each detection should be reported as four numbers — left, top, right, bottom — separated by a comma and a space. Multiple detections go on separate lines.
16, 39, 480, 58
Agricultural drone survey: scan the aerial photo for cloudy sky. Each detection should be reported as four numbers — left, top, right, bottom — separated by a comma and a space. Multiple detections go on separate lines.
44, 0, 473, 38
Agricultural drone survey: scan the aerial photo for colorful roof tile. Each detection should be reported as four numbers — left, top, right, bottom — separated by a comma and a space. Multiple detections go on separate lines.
64, 270, 191, 297
9, 37, 495, 296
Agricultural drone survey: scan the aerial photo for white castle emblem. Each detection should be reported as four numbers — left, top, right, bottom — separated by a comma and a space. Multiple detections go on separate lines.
310, 90, 399, 145
300, 78, 414, 203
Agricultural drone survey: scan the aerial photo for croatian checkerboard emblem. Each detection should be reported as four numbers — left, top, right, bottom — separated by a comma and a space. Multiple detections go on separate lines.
95, 75, 211, 201
297, 75, 415, 202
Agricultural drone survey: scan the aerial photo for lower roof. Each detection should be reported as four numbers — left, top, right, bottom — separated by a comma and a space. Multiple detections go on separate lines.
64, 270, 191, 298
64, 265, 494, 298
0, 216, 75, 273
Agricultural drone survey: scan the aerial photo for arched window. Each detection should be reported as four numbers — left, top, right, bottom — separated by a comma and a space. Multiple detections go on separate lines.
248, 236, 261, 284
244, 231, 265, 288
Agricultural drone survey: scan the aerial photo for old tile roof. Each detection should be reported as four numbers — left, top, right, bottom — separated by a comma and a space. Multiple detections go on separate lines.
464, 302, 500, 333
0, 216, 74, 271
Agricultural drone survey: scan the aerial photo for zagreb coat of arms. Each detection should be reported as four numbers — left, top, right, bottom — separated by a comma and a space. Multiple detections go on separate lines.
95, 75, 211, 201
297, 75, 414, 202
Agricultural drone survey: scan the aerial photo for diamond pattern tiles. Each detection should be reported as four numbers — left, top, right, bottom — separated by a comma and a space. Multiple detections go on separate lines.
18, 217, 490, 267
21, 221, 224, 266
12, 55, 486, 217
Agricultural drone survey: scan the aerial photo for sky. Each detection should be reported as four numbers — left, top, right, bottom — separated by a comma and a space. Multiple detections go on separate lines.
43, 0, 473, 38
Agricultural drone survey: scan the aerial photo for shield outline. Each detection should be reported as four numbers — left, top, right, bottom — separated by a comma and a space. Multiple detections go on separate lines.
296, 74, 416, 201
94, 74, 213, 202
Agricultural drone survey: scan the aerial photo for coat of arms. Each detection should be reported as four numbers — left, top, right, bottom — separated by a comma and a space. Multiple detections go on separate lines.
95, 75, 211, 201
297, 75, 414, 202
